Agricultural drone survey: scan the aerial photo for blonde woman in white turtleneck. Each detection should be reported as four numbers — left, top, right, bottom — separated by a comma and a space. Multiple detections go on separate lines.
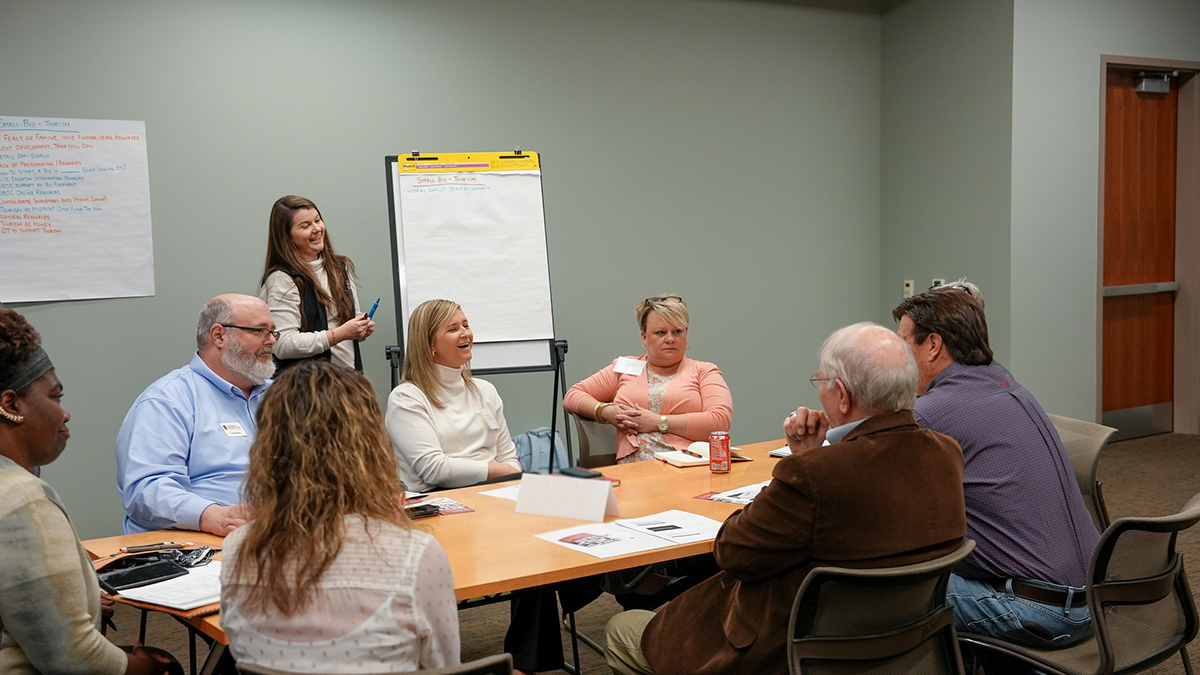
385, 300, 522, 493
387, 299, 589, 675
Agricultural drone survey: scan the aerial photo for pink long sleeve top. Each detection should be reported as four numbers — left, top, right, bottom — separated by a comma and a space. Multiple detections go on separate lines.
564, 356, 733, 461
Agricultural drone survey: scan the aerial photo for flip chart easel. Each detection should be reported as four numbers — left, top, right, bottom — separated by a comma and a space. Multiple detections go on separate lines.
384, 150, 573, 468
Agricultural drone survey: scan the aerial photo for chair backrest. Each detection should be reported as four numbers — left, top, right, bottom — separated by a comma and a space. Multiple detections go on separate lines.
570, 411, 618, 468
1049, 413, 1118, 531
1086, 491, 1200, 674
788, 539, 975, 675
237, 654, 513, 675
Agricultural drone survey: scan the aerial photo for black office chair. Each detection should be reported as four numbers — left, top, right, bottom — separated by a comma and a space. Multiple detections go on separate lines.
569, 411, 618, 469
1049, 413, 1118, 531
788, 539, 975, 675
959, 491, 1200, 675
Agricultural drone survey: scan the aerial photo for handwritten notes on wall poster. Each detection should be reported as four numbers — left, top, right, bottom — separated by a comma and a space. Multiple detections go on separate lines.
0, 116, 154, 302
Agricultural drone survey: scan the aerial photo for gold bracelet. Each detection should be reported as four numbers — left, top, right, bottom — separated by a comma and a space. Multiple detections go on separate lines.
594, 402, 612, 424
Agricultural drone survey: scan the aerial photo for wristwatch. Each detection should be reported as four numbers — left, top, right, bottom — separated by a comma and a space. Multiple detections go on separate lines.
657, 415, 669, 432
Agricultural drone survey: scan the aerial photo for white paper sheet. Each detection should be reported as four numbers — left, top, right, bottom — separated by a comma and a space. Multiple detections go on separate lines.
770, 439, 829, 458
535, 523, 675, 559
480, 485, 522, 501
0, 116, 153, 302
117, 561, 221, 610
615, 510, 723, 545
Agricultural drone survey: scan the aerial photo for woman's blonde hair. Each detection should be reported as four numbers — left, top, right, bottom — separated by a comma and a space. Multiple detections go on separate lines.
401, 299, 475, 408
230, 360, 409, 616
635, 294, 689, 333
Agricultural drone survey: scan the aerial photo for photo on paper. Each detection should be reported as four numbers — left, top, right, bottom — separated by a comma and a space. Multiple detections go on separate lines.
559, 532, 622, 548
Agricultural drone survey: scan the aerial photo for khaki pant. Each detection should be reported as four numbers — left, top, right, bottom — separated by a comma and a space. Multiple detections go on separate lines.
605, 609, 657, 675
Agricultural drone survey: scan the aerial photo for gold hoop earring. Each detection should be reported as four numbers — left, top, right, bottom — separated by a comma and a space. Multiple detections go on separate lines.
0, 408, 24, 423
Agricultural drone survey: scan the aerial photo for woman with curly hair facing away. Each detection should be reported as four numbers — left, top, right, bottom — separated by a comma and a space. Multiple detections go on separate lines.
0, 309, 179, 675
221, 360, 459, 672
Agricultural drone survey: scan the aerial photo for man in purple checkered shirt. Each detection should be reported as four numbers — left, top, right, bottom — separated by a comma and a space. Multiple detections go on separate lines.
893, 281, 1099, 655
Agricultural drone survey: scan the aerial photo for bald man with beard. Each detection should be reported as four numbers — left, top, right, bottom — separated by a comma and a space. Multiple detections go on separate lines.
116, 294, 278, 535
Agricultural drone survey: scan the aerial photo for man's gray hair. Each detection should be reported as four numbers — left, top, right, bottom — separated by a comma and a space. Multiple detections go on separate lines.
818, 322, 918, 414
196, 298, 236, 349
933, 277, 985, 309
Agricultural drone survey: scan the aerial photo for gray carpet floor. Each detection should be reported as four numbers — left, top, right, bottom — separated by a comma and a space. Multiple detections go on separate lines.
112, 432, 1200, 674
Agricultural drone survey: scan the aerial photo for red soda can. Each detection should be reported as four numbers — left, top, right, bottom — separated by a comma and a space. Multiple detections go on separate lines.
709, 431, 731, 473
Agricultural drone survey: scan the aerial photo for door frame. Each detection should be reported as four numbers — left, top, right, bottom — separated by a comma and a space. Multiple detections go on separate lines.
1097, 55, 1200, 431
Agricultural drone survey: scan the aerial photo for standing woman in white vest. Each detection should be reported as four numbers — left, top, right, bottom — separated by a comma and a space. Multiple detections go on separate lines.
260, 195, 375, 371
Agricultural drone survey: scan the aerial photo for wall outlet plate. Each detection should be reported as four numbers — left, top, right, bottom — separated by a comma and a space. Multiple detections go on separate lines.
931, 278, 945, 288
903, 280, 914, 298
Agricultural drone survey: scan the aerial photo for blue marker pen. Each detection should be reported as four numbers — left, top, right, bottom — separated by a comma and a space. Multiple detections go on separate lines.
366, 298, 380, 319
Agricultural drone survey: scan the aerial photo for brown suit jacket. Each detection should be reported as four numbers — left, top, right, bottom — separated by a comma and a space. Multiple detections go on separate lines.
641, 410, 967, 675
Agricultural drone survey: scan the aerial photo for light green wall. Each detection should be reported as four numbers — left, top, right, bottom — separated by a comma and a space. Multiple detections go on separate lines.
1010, 0, 1200, 419
879, 0, 1014, 364
13, 0, 1196, 541
0, 0, 883, 538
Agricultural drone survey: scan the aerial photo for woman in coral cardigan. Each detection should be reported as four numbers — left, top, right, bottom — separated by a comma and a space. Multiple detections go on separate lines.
564, 294, 732, 463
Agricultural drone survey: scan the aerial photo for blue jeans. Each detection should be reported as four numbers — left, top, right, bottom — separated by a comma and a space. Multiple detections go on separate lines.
948, 574, 1092, 649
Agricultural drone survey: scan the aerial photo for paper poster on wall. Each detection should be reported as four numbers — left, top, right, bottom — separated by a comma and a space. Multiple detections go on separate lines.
0, 116, 154, 302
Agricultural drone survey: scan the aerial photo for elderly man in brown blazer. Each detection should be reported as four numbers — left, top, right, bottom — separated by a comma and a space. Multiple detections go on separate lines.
605, 322, 968, 675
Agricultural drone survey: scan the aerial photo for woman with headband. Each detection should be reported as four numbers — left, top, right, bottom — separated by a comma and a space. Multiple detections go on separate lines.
0, 309, 178, 675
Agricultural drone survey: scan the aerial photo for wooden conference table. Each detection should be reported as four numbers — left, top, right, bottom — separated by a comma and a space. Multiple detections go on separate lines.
84, 438, 785, 652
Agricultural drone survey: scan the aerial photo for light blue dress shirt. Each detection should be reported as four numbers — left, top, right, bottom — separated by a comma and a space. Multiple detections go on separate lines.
114, 353, 270, 534
824, 417, 866, 445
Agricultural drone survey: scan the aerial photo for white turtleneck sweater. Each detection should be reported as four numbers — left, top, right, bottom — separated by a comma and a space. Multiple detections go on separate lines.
385, 364, 522, 492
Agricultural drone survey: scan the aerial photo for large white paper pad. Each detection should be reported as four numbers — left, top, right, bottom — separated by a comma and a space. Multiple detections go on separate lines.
535, 523, 675, 559
117, 561, 221, 610
0, 116, 153, 302
395, 170, 553, 344
516, 473, 618, 522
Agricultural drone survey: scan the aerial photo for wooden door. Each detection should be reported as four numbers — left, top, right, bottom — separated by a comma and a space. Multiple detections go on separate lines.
1102, 68, 1179, 439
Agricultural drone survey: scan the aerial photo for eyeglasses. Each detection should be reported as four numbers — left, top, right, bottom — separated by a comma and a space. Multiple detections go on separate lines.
809, 375, 831, 389
929, 282, 970, 293
221, 324, 280, 340
643, 294, 683, 305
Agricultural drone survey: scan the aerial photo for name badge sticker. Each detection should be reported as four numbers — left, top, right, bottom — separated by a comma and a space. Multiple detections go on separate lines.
614, 357, 647, 376
481, 408, 500, 430
221, 422, 248, 438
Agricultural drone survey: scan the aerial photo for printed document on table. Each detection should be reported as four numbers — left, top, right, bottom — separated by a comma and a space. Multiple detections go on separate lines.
615, 510, 723, 545
536, 523, 675, 559
117, 561, 221, 610
708, 480, 773, 505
